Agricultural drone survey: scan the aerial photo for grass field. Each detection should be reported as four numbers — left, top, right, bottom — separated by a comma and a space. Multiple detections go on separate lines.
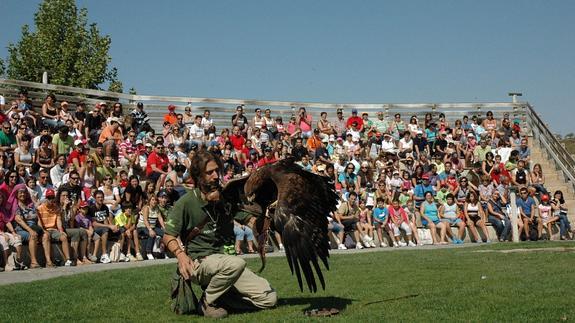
3, 242, 575, 322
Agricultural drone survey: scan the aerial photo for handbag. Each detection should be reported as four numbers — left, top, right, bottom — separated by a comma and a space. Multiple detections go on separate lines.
109, 242, 121, 262
170, 214, 211, 315
171, 270, 200, 315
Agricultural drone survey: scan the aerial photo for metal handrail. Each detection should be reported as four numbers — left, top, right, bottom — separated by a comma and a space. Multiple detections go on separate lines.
525, 103, 575, 192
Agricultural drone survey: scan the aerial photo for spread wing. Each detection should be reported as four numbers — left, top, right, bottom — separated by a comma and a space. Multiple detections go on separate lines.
245, 158, 339, 292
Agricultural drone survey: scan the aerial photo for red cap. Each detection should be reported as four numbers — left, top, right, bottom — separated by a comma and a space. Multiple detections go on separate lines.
541, 194, 549, 202
45, 188, 56, 198
168, 104, 176, 111
79, 200, 89, 208
421, 174, 430, 180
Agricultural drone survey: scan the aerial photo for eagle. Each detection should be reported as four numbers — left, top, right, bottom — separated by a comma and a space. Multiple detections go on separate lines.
222, 157, 339, 293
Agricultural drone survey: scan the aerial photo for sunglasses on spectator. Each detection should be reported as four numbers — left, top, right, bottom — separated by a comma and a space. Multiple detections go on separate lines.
40, 176, 48, 179
71, 177, 80, 180
9, 175, 17, 178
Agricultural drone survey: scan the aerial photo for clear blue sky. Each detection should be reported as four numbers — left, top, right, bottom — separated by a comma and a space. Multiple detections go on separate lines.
1, 0, 574, 134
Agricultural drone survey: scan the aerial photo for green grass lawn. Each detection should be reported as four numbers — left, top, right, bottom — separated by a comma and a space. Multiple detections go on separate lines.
3, 242, 575, 322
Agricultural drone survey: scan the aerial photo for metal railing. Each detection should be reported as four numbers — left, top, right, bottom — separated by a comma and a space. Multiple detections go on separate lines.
525, 103, 575, 192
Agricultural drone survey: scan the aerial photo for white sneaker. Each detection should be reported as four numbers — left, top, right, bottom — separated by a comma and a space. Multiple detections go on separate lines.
64, 260, 72, 267
369, 241, 376, 248
393, 241, 399, 248
100, 254, 111, 264
128, 254, 137, 262
338, 243, 347, 250
380, 242, 386, 248
355, 243, 363, 249
398, 241, 407, 247
119, 253, 127, 262
408, 241, 416, 247
164, 254, 170, 259
279, 244, 285, 252
146, 253, 155, 260
136, 253, 144, 261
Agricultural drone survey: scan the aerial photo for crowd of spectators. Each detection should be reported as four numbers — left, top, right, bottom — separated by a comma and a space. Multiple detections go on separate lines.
0, 90, 573, 272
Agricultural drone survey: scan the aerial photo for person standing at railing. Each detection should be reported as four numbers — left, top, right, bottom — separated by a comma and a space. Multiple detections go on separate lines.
164, 105, 178, 125
296, 107, 313, 139
131, 102, 150, 134
231, 105, 248, 135
332, 108, 347, 138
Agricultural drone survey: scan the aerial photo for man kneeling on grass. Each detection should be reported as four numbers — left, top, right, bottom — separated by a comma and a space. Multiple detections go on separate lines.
162, 150, 277, 318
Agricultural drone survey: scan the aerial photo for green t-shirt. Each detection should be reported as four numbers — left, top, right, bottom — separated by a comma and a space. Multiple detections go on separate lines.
0, 131, 16, 147
436, 189, 449, 204
164, 188, 252, 259
52, 133, 74, 155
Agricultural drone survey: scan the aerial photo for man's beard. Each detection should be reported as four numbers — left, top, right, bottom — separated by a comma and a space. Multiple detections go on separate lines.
200, 179, 222, 202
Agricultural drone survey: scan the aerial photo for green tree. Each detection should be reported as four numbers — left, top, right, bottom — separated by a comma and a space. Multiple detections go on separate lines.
6, 0, 122, 92
0, 58, 5, 76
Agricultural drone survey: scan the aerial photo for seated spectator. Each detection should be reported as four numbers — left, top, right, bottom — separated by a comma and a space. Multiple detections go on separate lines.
88, 190, 117, 264
511, 160, 530, 188
58, 189, 91, 264
357, 199, 375, 248
551, 190, 574, 240
0, 191, 26, 271
538, 194, 557, 240
136, 194, 166, 260
438, 194, 465, 244
234, 220, 256, 255
529, 163, 548, 196
517, 138, 530, 165
388, 199, 416, 247
99, 175, 121, 216
163, 105, 178, 125
98, 117, 123, 156
486, 190, 511, 242
75, 200, 100, 262
335, 192, 362, 249
52, 126, 74, 157
146, 143, 170, 184
41, 94, 64, 129
35, 187, 72, 267
0, 121, 17, 154
464, 191, 491, 243
97, 156, 117, 183
419, 191, 448, 245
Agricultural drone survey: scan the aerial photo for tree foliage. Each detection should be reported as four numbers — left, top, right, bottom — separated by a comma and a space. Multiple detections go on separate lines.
6, 0, 122, 92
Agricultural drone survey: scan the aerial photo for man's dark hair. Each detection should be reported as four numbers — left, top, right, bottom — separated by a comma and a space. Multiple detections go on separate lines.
348, 191, 358, 198
94, 190, 105, 198
189, 150, 223, 193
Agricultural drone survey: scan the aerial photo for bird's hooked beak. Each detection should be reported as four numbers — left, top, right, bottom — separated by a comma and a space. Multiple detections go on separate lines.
246, 194, 255, 202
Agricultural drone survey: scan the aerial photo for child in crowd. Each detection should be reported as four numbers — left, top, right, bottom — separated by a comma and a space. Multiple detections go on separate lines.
75, 200, 100, 262
372, 198, 389, 247
114, 202, 136, 262
439, 194, 465, 244
357, 199, 375, 248
388, 199, 416, 247
538, 194, 556, 240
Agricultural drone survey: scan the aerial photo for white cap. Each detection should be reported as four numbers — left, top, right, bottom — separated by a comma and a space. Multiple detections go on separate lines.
74, 139, 84, 146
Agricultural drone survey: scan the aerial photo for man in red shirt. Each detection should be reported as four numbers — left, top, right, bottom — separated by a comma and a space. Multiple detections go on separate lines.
257, 146, 277, 167
146, 143, 170, 182
346, 108, 363, 132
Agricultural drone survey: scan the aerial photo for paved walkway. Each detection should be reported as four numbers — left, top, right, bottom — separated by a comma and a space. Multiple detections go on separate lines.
0, 243, 479, 286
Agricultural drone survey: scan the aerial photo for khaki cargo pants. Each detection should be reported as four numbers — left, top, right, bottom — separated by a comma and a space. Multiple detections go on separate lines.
191, 254, 277, 310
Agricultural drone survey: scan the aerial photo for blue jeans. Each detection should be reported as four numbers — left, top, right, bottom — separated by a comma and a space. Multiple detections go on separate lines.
488, 215, 511, 241
137, 227, 164, 253
558, 214, 572, 237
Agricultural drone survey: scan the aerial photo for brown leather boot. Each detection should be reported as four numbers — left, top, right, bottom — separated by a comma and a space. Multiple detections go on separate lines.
200, 296, 228, 319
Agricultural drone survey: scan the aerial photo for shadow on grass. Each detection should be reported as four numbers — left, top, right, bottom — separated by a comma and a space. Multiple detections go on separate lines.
278, 296, 354, 312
